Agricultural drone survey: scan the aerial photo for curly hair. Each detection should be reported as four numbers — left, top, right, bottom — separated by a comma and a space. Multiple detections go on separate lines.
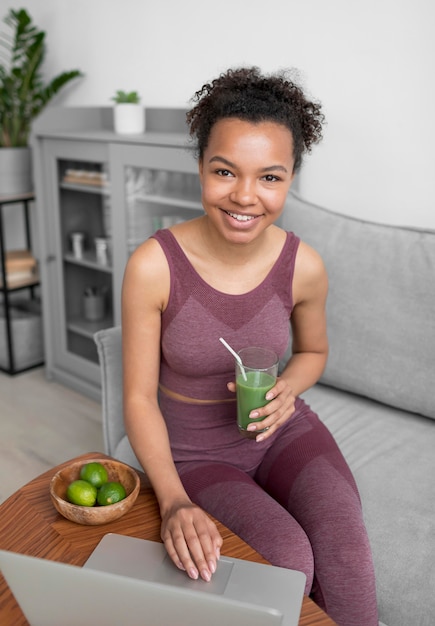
186, 67, 325, 172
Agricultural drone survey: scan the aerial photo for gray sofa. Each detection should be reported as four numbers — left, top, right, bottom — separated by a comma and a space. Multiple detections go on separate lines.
95, 190, 435, 626
283, 191, 435, 626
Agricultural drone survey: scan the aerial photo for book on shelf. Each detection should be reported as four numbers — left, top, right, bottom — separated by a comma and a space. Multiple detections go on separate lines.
63, 169, 109, 187
5, 249, 36, 271
1, 250, 38, 287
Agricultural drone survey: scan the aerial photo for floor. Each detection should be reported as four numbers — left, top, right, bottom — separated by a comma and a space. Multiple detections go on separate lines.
0, 366, 104, 504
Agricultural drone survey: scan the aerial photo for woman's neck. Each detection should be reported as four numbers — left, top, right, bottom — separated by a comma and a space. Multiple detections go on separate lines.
172, 216, 285, 295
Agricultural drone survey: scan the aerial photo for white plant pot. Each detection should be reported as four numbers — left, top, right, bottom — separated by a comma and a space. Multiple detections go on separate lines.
0, 147, 33, 196
113, 104, 145, 135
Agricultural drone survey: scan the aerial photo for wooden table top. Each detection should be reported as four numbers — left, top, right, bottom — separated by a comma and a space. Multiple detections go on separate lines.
0, 452, 336, 625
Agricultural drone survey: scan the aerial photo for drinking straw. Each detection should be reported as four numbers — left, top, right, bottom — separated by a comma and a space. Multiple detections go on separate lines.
219, 337, 247, 381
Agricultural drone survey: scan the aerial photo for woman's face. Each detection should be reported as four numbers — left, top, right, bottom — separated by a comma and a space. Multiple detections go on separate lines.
199, 118, 295, 243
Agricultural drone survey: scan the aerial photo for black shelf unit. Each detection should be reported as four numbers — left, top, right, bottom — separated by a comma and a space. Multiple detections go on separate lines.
0, 192, 44, 374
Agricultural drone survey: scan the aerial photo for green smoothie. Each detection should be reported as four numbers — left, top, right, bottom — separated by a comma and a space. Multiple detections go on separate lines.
236, 370, 276, 438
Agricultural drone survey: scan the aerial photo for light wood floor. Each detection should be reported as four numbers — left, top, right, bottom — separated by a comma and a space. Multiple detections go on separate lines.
0, 366, 104, 504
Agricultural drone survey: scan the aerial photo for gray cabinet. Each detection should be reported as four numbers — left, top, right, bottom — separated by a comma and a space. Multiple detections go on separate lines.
32, 107, 200, 400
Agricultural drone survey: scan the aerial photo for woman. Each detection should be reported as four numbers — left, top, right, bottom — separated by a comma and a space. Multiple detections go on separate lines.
122, 67, 378, 626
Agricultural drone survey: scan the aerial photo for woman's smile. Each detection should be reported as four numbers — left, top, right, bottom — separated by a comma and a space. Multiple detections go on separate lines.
222, 208, 262, 224
225, 210, 256, 222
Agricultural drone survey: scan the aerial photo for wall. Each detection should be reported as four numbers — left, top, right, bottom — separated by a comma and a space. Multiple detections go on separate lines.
4, 0, 435, 229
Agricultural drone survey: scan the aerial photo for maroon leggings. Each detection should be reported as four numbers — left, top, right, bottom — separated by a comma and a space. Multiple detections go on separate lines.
176, 411, 378, 626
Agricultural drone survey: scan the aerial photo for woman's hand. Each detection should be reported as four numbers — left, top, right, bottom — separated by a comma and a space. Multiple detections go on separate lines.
160, 498, 223, 582
227, 377, 296, 442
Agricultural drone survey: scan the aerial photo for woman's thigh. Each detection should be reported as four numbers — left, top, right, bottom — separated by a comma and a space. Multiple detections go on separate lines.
177, 460, 314, 594
255, 410, 378, 626
255, 408, 360, 505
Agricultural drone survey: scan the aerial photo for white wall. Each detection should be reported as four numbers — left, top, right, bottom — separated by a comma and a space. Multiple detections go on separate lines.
5, 0, 435, 228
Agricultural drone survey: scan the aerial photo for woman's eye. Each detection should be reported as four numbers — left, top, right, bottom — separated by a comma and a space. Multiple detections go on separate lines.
216, 169, 233, 177
263, 174, 280, 182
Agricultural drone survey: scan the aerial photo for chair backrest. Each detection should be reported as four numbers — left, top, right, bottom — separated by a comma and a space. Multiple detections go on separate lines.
94, 326, 124, 456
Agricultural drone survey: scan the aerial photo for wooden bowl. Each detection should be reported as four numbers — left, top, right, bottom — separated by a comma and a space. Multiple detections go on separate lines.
50, 458, 140, 525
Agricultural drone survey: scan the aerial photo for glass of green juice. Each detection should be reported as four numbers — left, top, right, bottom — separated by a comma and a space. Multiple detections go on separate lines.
236, 347, 279, 439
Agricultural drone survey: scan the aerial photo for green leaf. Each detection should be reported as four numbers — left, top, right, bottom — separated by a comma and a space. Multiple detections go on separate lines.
111, 90, 140, 104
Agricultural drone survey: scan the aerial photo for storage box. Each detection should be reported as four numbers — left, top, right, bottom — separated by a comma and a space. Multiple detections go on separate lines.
0, 298, 44, 370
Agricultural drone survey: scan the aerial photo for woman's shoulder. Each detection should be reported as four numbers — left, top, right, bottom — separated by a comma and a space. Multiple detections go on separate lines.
292, 238, 328, 303
124, 236, 170, 291
295, 238, 325, 268
130, 234, 167, 265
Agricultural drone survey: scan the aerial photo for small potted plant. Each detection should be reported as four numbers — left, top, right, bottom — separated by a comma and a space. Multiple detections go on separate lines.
112, 90, 145, 135
0, 8, 82, 195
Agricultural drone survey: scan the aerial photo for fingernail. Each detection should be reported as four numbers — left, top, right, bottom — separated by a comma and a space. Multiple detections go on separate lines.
215, 547, 221, 560
256, 434, 265, 442
189, 567, 199, 580
249, 411, 259, 418
208, 560, 216, 574
265, 391, 274, 400
247, 424, 256, 431
201, 569, 211, 582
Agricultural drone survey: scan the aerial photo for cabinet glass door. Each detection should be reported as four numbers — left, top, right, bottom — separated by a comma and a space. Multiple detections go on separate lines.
42, 139, 113, 388
124, 165, 202, 255
110, 141, 202, 322
58, 157, 113, 363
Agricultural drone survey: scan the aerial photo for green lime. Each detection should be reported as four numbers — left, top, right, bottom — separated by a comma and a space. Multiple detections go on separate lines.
66, 479, 97, 507
79, 462, 108, 488
97, 481, 126, 506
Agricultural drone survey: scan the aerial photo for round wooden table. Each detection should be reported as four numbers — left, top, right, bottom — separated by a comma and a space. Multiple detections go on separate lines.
0, 452, 336, 625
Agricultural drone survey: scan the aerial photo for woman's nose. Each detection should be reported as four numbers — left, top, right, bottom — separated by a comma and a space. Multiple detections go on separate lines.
229, 178, 257, 206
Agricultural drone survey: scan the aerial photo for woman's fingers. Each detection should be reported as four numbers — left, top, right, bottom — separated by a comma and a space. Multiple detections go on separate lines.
229, 377, 295, 440
161, 502, 222, 582
247, 381, 296, 441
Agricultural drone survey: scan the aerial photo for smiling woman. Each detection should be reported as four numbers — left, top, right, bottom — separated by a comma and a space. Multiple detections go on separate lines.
121, 67, 379, 626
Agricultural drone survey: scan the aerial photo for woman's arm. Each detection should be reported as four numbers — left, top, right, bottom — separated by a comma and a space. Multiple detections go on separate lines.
235, 240, 329, 440
122, 238, 222, 581
281, 240, 329, 394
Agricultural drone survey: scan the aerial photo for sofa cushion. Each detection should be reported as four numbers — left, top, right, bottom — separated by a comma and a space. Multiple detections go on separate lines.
301, 383, 435, 626
282, 192, 435, 420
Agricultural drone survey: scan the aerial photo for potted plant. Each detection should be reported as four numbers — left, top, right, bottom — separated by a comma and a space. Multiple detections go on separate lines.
0, 8, 82, 195
112, 90, 145, 135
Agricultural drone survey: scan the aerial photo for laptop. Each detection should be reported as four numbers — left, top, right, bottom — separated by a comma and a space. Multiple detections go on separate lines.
0, 533, 306, 626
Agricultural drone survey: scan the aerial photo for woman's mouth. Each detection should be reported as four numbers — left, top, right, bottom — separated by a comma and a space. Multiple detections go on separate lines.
224, 210, 257, 222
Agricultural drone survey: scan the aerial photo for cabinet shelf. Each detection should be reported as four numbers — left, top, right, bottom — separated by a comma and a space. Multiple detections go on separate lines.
60, 181, 111, 196
64, 253, 112, 273
133, 193, 202, 211
67, 315, 114, 339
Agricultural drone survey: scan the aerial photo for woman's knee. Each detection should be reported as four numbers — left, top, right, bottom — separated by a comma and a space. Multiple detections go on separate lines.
258, 517, 315, 594
205, 481, 315, 592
